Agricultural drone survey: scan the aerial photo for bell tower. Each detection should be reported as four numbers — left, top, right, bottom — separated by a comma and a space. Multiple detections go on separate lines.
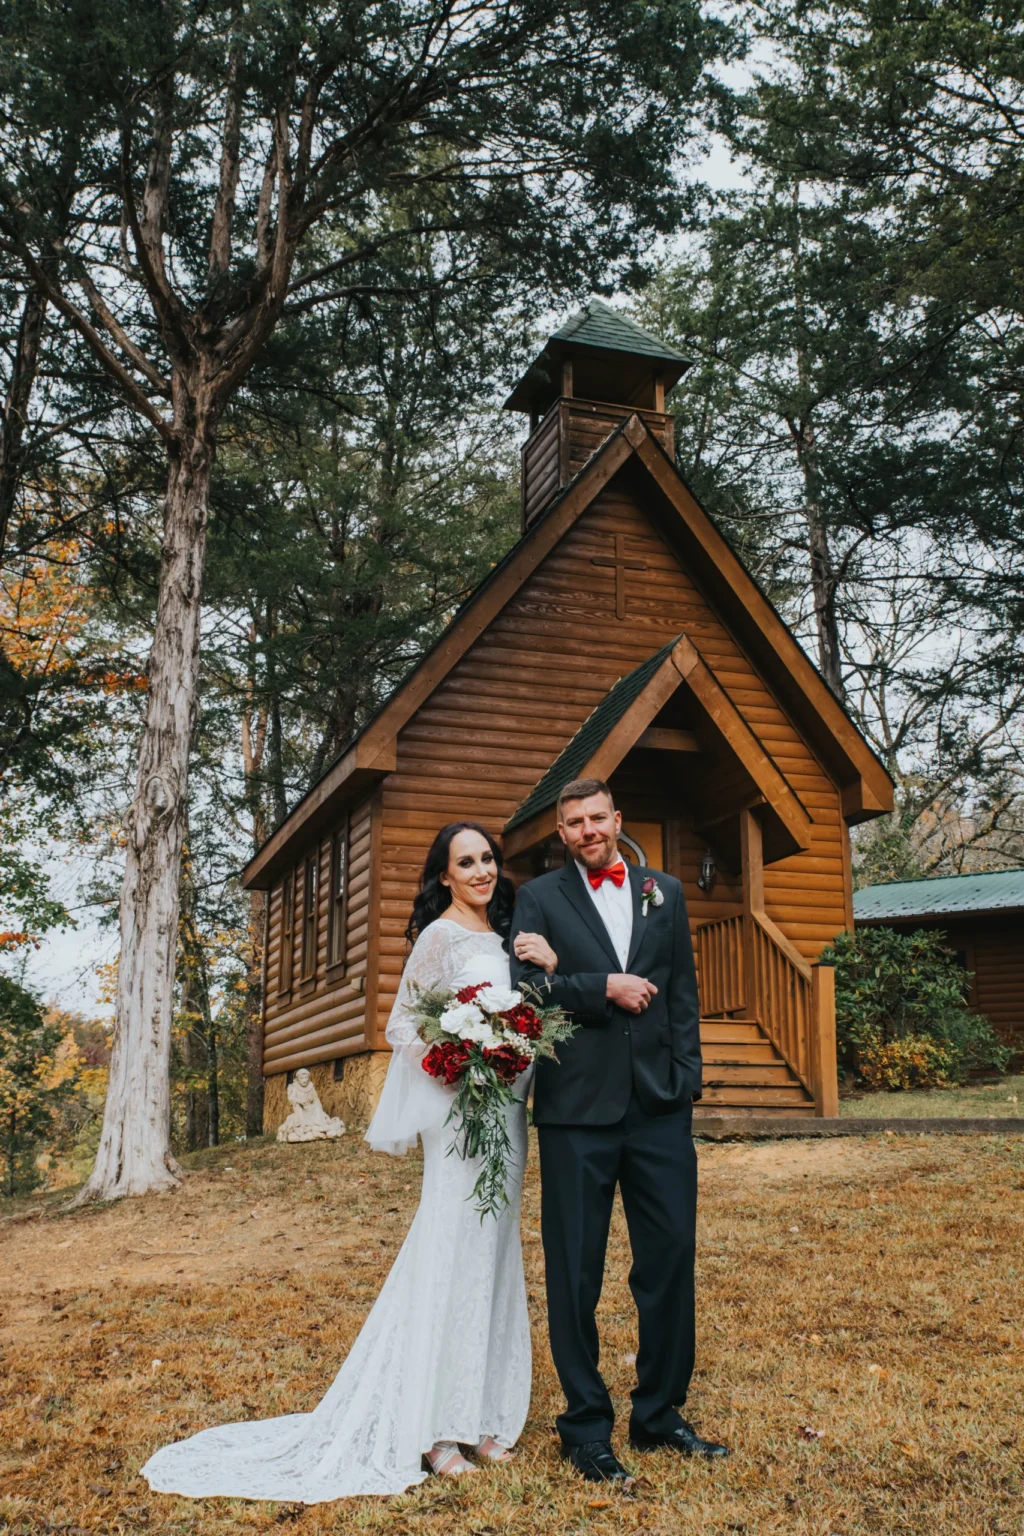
505, 297, 689, 530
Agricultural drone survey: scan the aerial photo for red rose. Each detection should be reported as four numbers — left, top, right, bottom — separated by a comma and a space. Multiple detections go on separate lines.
641, 877, 656, 896
455, 981, 490, 1004
422, 1040, 470, 1085
483, 1042, 531, 1084
501, 1002, 543, 1040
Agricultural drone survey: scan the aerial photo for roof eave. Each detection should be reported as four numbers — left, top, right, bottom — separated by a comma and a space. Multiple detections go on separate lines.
503, 633, 814, 863
624, 432, 895, 818
504, 339, 690, 412
240, 422, 642, 886
856, 905, 1024, 925
241, 737, 396, 890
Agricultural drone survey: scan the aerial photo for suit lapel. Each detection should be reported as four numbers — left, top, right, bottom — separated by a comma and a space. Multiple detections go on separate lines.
625, 864, 649, 972
558, 865, 621, 970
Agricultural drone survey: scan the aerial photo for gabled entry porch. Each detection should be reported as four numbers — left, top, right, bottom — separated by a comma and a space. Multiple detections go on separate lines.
503, 636, 839, 1118
694, 810, 836, 1118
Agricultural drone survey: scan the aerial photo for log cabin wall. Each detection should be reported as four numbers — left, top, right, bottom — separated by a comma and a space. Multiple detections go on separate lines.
962, 919, 1022, 1056
859, 914, 1023, 1064
261, 791, 380, 1131
375, 474, 851, 1043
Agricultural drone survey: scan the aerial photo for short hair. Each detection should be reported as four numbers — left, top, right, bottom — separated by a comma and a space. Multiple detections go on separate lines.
557, 777, 615, 820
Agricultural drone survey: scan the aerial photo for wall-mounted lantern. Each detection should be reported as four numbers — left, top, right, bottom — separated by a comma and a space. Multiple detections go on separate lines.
697, 850, 716, 893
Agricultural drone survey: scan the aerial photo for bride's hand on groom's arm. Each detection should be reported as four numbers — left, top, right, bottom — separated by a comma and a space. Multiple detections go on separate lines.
512, 930, 558, 975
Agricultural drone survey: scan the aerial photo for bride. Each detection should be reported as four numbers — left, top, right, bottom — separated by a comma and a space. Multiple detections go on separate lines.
142, 820, 557, 1503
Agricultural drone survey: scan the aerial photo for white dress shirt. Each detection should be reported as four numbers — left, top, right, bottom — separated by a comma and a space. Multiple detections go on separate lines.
576, 857, 633, 970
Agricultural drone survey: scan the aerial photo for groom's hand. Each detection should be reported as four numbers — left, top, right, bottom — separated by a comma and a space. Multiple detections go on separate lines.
607, 973, 658, 1013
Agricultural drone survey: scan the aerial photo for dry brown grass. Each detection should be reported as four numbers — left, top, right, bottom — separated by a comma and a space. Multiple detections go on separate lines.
1, 1128, 1022, 1536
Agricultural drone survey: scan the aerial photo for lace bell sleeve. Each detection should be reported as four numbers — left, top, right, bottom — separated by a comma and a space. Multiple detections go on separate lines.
364, 923, 458, 1155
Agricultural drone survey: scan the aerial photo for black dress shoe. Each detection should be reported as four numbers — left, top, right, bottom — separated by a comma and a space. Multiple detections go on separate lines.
629, 1419, 730, 1459
560, 1439, 635, 1485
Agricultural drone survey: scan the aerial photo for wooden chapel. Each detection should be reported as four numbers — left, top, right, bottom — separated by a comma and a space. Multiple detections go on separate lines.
242, 299, 894, 1129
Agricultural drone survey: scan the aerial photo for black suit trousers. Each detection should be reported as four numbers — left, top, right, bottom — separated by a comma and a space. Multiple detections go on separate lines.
538, 1092, 697, 1446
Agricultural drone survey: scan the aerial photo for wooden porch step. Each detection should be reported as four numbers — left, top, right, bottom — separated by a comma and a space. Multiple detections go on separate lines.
697, 1085, 814, 1108
694, 1101, 818, 1119
698, 1016, 815, 1114
699, 1020, 765, 1044
702, 1063, 803, 1087
701, 1041, 782, 1066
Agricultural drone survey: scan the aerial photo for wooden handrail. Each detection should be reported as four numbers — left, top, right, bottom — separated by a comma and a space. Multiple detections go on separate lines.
697, 910, 836, 1115
752, 909, 812, 981
748, 912, 813, 1088
695, 913, 745, 1017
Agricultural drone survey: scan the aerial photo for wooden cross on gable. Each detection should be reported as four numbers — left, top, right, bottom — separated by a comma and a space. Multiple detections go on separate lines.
591, 533, 648, 620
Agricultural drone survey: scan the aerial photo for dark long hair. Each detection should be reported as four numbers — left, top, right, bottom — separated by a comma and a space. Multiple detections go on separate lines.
405, 821, 515, 948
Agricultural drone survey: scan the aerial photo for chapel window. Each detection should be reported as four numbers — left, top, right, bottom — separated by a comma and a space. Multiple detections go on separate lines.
300, 851, 318, 981
328, 819, 349, 970
278, 872, 294, 995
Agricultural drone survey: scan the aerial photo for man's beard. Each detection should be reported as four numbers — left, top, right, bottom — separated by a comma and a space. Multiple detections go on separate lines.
575, 838, 618, 868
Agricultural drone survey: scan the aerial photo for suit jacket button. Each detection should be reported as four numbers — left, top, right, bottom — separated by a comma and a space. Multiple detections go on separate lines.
623, 1028, 630, 1036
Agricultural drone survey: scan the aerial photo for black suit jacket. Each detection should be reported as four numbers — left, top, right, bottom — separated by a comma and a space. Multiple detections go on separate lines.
509, 862, 702, 1126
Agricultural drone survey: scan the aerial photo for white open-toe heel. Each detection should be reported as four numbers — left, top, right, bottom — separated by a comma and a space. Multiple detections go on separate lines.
424, 1441, 477, 1476
476, 1436, 515, 1463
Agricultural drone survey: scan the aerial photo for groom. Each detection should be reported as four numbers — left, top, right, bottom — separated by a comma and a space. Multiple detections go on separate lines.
509, 777, 729, 1485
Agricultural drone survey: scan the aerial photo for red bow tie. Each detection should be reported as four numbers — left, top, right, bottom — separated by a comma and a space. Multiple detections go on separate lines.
588, 861, 627, 890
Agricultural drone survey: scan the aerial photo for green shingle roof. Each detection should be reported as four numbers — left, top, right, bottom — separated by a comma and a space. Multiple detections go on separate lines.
551, 297, 689, 363
853, 869, 1024, 921
504, 638, 679, 833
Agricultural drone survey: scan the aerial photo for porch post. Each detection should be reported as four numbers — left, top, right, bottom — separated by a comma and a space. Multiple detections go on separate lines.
810, 961, 839, 1117
739, 808, 763, 1019
740, 807, 764, 914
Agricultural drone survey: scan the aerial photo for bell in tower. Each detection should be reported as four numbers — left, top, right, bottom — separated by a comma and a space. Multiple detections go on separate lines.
505, 297, 689, 529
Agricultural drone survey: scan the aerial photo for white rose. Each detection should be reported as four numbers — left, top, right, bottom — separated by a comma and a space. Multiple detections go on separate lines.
440, 1001, 485, 1039
474, 985, 522, 1015
469, 1023, 504, 1049
442, 1005, 503, 1049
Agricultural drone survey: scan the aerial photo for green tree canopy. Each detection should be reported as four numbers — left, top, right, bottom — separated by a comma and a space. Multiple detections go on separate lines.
0, 973, 77, 1196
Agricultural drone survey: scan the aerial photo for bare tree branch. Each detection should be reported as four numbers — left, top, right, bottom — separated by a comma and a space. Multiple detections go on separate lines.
208, 27, 245, 281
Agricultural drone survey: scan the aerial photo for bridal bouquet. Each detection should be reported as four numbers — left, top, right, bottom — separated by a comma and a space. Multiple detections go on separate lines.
407, 980, 575, 1218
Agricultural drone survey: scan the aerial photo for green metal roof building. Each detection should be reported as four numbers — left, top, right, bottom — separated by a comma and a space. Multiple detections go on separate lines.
854, 871, 1024, 1061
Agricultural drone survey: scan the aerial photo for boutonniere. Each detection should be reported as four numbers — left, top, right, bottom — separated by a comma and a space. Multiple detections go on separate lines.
640, 876, 664, 916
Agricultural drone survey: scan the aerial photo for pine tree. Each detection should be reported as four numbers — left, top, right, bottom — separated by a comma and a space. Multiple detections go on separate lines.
1, 0, 733, 1198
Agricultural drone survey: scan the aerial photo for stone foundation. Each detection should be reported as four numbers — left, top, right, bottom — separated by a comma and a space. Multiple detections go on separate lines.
262, 1051, 390, 1136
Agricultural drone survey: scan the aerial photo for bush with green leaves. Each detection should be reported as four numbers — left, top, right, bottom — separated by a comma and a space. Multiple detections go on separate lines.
821, 927, 1010, 1091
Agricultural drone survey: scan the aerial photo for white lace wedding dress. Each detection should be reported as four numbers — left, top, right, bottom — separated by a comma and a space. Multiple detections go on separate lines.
141, 919, 531, 1503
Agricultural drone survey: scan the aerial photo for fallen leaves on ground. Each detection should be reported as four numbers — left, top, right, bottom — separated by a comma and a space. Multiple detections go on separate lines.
1, 1131, 1022, 1535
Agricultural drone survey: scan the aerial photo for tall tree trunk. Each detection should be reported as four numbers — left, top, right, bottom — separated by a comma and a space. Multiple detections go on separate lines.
245, 887, 267, 1137
791, 185, 846, 703
180, 996, 203, 1153
205, 1007, 219, 1148
6, 1109, 15, 1199
0, 284, 47, 560
806, 497, 844, 700
241, 630, 268, 1137
266, 619, 288, 829
184, 1055, 199, 1153
793, 405, 844, 698
75, 412, 212, 1202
